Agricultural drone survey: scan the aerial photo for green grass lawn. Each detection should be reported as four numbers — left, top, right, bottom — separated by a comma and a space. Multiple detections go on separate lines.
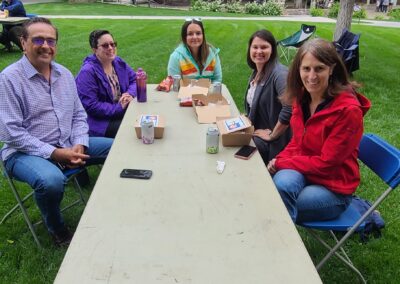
0, 3, 399, 284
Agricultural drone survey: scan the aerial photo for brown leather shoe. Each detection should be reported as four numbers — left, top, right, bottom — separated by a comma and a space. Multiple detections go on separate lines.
51, 227, 74, 247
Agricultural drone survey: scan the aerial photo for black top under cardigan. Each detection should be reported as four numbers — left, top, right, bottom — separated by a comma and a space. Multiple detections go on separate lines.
244, 62, 292, 165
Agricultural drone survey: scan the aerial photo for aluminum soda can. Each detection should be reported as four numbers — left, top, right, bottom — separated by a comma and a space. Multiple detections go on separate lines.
211, 82, 222, 94
141, 119, 154, 144
172, 75, 181, 92
206, 127, 219, 154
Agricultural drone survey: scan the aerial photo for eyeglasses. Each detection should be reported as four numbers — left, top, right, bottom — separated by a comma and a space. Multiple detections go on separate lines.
31, 37, 57, 47
185, 17, 202, 22
98, 42, 117, 49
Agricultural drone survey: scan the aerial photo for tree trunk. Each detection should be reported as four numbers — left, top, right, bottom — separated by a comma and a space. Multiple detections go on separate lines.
334, 0, 355, 41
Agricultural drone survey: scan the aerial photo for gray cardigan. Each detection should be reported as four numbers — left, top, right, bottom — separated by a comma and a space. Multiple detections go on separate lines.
244, 62, 292, 164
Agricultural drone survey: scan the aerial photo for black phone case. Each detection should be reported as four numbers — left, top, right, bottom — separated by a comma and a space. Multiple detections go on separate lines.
120, 169, 152, 179
235, 146, 257, 158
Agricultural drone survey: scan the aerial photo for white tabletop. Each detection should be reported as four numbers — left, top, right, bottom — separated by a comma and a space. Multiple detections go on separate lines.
55, 84, 321, 284
0, 17, 29, 25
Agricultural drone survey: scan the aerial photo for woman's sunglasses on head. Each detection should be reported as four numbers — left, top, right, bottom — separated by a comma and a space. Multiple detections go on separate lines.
185, 17, 202, 22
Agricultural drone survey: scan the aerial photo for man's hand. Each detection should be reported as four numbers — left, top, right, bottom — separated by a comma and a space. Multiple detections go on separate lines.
51, 146, 89, 169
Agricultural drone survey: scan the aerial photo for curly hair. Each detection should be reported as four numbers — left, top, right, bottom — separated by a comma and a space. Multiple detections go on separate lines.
89, 30, 113, 49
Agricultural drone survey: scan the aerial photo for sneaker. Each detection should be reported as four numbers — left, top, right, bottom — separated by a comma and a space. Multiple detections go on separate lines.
51, 227, 74, 247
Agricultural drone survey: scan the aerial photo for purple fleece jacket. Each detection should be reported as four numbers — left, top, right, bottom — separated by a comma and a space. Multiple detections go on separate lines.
76, 54, 137, 136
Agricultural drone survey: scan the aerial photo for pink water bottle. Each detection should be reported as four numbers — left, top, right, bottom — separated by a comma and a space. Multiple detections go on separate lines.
136, 68, 147, 103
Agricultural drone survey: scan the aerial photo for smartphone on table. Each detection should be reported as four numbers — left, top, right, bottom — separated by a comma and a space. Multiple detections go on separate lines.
234, 145, 257, 160
120, 169, 153, 179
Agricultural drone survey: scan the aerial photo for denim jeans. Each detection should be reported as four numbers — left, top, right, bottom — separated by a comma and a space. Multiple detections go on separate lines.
273, 169, 351, 223
5, 137, 113, 234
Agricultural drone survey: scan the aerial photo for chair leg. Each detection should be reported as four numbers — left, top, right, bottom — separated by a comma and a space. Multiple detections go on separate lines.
307, 229, 366, 284
1, 167, 90, 247
52, 176, 86, 214
0, 191, 34, 225
73, 177, 86, 205
316, 186, 394, 281
279, 45, 289, 64
5, 179, 42, 248
329, 230, 353, 264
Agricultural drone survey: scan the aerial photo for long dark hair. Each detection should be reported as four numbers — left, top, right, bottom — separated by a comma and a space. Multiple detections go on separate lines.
284, 38, 358, 104
246, 29, 278, 83
181, 19, 209, 68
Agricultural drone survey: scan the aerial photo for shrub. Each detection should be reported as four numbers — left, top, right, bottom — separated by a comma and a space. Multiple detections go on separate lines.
310, 7, 324, 17
224, 0, 243, 13
328, 2, 339, 18
244, 2, 262, 15
207, 0, 224, 12
388, 8, 400, 20
260, 0, 283, 16
353, 7, 367, 19
191, 0, 224, 12
192, 0, 283, 16
191, 0, 206, 11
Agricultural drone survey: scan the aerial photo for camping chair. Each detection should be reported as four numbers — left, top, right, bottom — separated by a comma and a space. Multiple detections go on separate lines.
333, 28, 361, 74
0, 158, 87, 248
277, 24, 316, 63
298, 134, 400, 283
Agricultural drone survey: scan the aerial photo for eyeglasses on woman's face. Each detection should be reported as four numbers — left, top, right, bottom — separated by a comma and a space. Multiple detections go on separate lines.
98, 42, 117, 49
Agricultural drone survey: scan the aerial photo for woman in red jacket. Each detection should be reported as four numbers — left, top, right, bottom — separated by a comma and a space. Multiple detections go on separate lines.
267, 38, 371, 223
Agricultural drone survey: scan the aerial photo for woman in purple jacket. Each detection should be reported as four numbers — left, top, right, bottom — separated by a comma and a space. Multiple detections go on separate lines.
76, 30, 137, 138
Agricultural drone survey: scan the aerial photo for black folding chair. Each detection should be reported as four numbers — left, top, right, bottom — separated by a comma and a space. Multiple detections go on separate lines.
298, 134, 400, 283
333, 28, 361, 74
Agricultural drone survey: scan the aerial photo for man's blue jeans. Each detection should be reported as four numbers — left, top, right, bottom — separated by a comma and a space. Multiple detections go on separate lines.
4, 137, 113, 234
273, 169, 351, 223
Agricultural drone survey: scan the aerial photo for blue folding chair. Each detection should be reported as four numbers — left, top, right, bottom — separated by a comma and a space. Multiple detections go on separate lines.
299, 134, 400, 283
0, 159, 87, 248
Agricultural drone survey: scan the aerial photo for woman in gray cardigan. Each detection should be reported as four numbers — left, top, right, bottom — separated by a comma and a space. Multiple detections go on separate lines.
244, 30, 292, 165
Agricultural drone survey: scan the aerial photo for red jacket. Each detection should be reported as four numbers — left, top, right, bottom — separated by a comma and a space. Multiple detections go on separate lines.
275, 91, 371, 195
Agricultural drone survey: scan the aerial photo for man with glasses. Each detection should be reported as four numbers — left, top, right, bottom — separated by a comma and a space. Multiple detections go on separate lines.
0, 17, 113, 246
0, 0, 26, 51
